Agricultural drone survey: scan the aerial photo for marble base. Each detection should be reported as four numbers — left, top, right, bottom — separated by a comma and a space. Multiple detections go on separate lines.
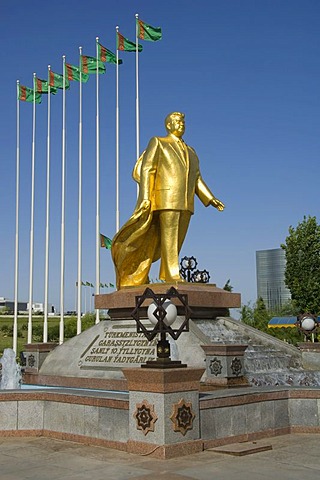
123, 367, 204, 456
298, 342, 320, 370
201, 344, 250, 388
95, 283, 241, 319
24, 343, 58, 373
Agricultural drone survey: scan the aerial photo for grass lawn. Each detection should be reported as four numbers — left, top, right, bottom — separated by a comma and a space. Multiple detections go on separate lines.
0, 314, 96, 359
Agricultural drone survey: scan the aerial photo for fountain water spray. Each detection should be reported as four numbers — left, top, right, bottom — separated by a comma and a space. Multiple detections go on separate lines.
0, 348, 22, 389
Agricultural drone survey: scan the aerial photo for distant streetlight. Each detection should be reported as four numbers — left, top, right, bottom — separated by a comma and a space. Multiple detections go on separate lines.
295, 313, 319, 342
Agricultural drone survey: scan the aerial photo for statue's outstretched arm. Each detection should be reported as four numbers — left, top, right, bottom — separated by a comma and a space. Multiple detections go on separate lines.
209, 197, 225, 211
196, 176, 225, 211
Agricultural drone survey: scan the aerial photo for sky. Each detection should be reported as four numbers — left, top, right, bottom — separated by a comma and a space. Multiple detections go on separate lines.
0, 0, 320, 315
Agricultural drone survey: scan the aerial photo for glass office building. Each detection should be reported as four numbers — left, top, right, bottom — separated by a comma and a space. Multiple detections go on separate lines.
256, 248, 291, 311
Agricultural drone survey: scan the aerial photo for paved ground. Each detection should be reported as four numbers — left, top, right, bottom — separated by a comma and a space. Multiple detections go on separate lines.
0, 434, 319, 480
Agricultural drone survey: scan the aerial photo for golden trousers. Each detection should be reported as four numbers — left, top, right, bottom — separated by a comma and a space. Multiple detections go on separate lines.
158, 210, 191, 281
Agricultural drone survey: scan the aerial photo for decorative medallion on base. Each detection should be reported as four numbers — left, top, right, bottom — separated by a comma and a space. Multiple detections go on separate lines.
230, 357, 242, 376
134, 399, 158, 435
170, 398, 195, 436
209, 357, 223, 376
27, 354, 36, 368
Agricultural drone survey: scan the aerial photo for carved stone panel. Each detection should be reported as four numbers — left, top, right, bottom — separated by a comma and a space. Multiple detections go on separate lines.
134, 399, 158, 436
170, 398, 195, 436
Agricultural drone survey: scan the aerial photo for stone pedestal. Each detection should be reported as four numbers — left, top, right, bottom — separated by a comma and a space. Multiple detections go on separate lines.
201, 344, 249, 388
24, 285, 241, 390
96, 283, 241, 320
123, 367, 205, 459
298, 342, 320, 370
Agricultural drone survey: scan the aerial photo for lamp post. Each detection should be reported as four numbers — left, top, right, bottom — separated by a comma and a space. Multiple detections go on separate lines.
179, 256, 210, 283
295, 313, 319, 342
192, 269, 210, 283
131, 286, 192, 368
180, 256, 198, 282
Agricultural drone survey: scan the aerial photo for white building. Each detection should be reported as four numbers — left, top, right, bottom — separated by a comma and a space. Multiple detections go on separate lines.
26, 302, 55, 314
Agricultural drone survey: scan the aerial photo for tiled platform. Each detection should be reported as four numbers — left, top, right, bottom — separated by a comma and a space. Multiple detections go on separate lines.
1, 385, 320, 459
0, 433, 319, 480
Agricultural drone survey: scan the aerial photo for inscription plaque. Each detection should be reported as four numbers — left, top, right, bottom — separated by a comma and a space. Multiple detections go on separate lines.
78, 323, 157, 370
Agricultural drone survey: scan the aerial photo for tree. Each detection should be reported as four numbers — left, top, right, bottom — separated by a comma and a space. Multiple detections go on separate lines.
276, 299, 299, 317
239, 303, 255, 326
239, 299, 302, 345
240, 298, 270, 331
0, 306, 11, 315
253, 297, 271, 332
281, 216, 320, 314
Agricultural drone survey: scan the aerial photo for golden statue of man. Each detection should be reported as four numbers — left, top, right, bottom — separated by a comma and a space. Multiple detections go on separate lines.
112, 112, 224, 289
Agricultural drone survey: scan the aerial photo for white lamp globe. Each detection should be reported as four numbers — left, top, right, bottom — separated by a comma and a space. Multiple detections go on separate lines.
301, 316, 316, 331
147, 300, 177, 326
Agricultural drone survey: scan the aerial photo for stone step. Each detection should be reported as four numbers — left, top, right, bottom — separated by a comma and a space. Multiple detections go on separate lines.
208, 441, 273, 456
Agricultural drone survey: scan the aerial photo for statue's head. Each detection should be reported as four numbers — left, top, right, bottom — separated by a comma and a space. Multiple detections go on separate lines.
165, 112, 185, 138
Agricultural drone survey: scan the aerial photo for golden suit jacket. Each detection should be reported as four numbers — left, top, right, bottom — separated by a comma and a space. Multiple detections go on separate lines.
112, 134, 216, 288
133, 134, 215, 213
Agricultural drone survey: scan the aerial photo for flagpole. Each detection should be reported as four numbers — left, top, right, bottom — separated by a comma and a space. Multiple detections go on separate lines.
95, 37, 100, 324
115, 26, 120, 232
59, 56, 67, 344
27, 72, 37, 344
77, 46, 83, 334
84, 285, 87, 314
13, 80, 20, 353
44, 65, 51, 343
135, 13, 140, 198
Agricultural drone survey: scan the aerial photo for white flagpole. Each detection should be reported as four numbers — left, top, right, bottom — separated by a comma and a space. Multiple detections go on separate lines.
95, 37, 100, 324
84, 285, 87, 313
77, 47, 83, 334
115, 26, 120, 232
13, 80, 20, 353
44, 65, 51, 343
135, 13, 140, 198
27, 73, 37, 344
59, 56, 66, 344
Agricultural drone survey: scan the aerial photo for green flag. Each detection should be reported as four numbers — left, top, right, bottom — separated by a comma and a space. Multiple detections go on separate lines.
65, 63, 89, 83
81, 55, 106, 74
35, 77, 58, 95
109, 283, 115, 288
137, 19, 162, 41
49, 71, 70, 89
98, 43, 123, 65
100, 234, 112, 249
85, 281, 90, 287
117, 31, 142, 52
18, 85, 41, 104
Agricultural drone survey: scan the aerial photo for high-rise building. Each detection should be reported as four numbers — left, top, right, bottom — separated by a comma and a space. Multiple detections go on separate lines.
256, 248, 291, 311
